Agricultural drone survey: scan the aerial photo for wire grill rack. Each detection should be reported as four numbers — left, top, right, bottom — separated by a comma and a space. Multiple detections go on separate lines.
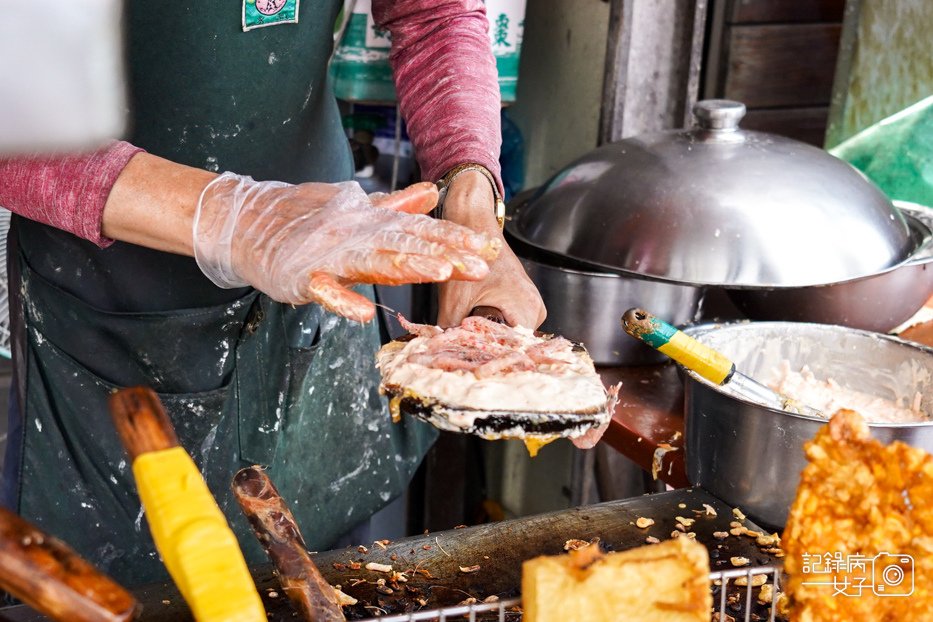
357, 565, 784, 622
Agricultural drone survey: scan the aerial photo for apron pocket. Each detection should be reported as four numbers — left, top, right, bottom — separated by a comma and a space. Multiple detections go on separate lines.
24, 324, 236, 471
19, 325, 241, 586
234, 296, 308, 465
19, 252, 259, 394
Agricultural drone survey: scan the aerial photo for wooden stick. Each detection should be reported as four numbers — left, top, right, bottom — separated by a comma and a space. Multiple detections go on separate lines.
108, 387, 179, 459
0, 507, 138, 622
233, 466, 346, 621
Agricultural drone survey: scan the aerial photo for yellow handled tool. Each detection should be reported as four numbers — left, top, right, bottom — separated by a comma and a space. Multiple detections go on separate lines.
110, 388, 267, 622
621, 308, 823, 416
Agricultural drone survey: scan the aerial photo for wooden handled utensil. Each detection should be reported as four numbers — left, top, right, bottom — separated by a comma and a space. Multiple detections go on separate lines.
0, 508, 138, 622
232, 466, 346, 622
109, 387, 267, 622
621, 308, 823, 417
469, 305, 507, 324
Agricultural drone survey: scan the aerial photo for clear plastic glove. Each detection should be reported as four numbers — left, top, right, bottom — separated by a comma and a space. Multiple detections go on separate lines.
193, 173, 501, 322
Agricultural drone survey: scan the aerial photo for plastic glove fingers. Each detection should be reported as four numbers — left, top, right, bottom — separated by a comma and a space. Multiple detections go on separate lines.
338, 250, 456, 285
370, 230, 449, 257
401, 217, 503, 260
306, 272, 376, 323
368, 232, 491, 281
370, 182, 439, 215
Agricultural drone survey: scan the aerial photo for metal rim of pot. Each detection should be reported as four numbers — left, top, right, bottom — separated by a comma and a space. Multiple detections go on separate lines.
682, 321, 933, 429
506, 199, 933, 290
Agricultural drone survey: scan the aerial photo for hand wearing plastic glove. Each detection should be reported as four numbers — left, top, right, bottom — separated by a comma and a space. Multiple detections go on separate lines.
194, 173, 501, 323
436, 172, 604, 448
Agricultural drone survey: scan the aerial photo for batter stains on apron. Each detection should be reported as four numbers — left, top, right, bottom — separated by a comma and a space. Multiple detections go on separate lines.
4, 0, 435, 588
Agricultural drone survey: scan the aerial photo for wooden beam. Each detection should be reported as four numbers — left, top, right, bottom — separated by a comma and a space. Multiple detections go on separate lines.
599, 0, 708, 143
730, 0, 846, 24
741, 107, 831, 146
724, 23, 842, 108
598, 0, 634, 144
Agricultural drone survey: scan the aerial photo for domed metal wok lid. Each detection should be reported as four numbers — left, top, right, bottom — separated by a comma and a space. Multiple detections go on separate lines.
508, 100, 914, 287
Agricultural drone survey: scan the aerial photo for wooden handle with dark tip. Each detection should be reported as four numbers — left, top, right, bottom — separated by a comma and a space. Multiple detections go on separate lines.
232, 467, 346, 622
108, 387, 179, 460
469, 305, 507, 324
109, 388, 268, 620
0, 507, 138, 622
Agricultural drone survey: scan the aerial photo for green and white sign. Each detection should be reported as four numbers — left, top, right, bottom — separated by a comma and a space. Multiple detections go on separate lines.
331, 0, 525, 103
243, 0, 299, 32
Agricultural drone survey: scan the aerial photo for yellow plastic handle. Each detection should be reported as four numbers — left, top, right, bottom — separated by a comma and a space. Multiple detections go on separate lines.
658, 330, 735, 385
622, 308, 734, 385
133, 448, 267, 622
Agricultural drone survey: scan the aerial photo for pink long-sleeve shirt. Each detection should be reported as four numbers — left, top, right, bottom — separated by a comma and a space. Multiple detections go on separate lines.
0, 0, 502, 248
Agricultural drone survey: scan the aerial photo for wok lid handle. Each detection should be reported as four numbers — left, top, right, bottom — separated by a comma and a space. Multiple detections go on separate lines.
693, 100, 746, 131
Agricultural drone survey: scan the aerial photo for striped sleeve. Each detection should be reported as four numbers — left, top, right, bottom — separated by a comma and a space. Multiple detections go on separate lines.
0, 141, 144, 248
373, 0, 503, 191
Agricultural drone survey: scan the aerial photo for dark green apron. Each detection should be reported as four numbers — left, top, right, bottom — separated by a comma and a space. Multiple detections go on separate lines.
3, 1, 435, 587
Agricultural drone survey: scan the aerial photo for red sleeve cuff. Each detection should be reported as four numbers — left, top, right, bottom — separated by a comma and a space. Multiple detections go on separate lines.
0, 141, 145, 248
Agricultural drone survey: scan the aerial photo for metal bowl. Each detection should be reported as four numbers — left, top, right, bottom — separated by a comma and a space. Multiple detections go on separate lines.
517, 253, 702, 365
508, 100, 914, 287
682, 322, 933, 529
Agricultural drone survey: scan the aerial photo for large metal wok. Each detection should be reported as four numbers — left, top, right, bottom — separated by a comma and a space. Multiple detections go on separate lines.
509, 200, 933, 357
725, 201, 933, 331
507, 100, 933, 356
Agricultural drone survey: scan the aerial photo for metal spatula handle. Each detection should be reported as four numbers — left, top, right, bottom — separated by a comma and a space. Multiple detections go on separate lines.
621, 308, 735, 385
621, 308, 823, 417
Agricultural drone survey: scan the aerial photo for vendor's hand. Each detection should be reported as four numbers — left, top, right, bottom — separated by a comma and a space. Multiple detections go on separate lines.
194, 173, 501, 323
438, 171, 546, 329
570, 422, 609, 450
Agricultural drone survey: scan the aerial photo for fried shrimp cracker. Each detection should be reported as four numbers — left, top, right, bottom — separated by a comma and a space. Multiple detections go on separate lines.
784, 409, 933, 622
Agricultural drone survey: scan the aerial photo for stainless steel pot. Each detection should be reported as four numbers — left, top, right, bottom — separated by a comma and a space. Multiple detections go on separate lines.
507, 190, 749, 365
509, 100, 915, 288
510, 194, 933, 335
725, 202, 933, 332
506, 99, 933, 353
682, 322, 933, 529
517, 253, 702, 365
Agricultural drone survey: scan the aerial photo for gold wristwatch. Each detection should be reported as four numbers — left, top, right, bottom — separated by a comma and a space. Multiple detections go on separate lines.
435, 163, 506, 229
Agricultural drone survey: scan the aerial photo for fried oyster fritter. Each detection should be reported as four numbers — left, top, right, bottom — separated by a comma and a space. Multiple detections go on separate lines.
784, 409, 933, 622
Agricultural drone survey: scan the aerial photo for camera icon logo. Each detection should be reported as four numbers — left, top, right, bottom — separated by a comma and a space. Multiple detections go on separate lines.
872, 553, 914, 597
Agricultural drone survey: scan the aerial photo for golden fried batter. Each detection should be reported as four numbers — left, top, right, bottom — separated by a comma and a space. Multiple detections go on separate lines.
522, 538, 711, 622
784, 410, 933, 621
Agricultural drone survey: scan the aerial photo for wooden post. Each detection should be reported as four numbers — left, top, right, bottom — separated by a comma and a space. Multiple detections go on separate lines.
599, 0, 708, 143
